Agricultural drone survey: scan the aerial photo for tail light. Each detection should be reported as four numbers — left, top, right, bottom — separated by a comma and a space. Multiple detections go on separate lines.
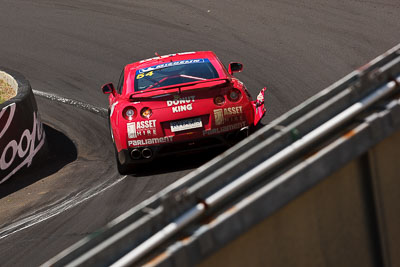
141, 107, 153, 119
214, 95, 225, 106
122, 107, 137, 120
227, 88, 242, 102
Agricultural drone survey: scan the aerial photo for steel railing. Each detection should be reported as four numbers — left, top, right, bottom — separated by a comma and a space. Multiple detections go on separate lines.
42, 43, 400, 267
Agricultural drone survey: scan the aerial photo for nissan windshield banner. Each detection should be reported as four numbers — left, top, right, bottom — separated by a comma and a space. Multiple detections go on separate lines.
0, 69, 46, 184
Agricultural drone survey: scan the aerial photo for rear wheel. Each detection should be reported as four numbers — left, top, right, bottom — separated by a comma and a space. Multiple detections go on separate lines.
114, 147, 131, 175
109, 116, 130, 174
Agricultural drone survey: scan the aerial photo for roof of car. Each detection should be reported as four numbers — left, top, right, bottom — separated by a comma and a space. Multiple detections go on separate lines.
125, 51, 219, 71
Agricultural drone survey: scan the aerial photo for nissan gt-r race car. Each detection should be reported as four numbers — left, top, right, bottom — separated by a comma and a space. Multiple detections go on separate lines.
102, 51, 266, 174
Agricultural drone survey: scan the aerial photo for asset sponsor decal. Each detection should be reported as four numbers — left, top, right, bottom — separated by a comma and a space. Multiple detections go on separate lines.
137, 58, 208, 74
128, 136, 173, 146
167, 95, 195, 113
214, 109, 224, 126
224, 106, 243, 115
127, 120, 157, 138
203, 121, 247, 136
223, 116, 243, 123
213, 106, 243, 125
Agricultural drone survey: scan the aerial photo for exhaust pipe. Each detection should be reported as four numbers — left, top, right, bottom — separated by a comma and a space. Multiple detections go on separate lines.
141, 148, 153, 159
131, 149, 141, 160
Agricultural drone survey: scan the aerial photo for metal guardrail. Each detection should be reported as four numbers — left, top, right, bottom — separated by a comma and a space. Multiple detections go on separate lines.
42, 44, 400, 267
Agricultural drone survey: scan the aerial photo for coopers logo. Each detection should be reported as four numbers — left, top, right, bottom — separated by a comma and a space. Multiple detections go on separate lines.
0, 103, 46, 183
167, 95, 195, 113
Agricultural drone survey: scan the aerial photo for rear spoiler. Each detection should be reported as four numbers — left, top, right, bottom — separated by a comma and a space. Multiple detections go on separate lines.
129, 78, 231, 101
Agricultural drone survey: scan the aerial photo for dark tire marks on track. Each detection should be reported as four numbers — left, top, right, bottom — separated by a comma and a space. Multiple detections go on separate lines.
0, 124, 77, 214
0, 97, 115, 229
0, 0, 399, 266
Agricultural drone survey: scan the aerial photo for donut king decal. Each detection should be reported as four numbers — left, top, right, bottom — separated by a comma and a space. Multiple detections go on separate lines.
127, 120, 157, 139
128, 136, 173, 146
167, 95, 196, 113
213, 106, 243, 126
203, 121, 247, 136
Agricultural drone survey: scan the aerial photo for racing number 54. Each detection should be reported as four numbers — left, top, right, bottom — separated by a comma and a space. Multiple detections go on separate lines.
136, 71, 154, 80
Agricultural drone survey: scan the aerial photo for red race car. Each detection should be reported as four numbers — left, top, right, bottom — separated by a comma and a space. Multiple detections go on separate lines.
102, 51, 266, 174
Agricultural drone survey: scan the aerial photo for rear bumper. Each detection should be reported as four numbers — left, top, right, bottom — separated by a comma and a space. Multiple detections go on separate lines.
118, 127, 249, 165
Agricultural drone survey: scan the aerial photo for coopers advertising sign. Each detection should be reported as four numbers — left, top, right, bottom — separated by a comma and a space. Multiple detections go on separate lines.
0, 69, 46, 184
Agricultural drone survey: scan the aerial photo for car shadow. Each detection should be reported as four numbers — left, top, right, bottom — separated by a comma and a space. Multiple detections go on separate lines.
0, 124, 78, 199
127, 123, 269, 177
130, 147, 227, 177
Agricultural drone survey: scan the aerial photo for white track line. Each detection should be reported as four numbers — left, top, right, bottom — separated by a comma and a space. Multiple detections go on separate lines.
0, 176, 127, 240
32, 89, 108, 117
0, 90, 124, 240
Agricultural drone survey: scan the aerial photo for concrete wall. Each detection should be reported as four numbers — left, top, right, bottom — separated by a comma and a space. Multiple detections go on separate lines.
197, 130, 400, 267
367, 131, 400, 267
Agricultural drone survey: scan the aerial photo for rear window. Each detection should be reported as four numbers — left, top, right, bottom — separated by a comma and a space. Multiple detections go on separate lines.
134, 58, 219, 91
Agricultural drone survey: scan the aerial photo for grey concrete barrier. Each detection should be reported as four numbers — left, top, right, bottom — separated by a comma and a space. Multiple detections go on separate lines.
0, 68, 46, 184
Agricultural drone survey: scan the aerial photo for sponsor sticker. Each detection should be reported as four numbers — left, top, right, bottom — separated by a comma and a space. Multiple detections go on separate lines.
128, 136, 173, 146
139, 52, 196, 63
127, 123, 136, 138
203, 121, 247, 136
137, 59, 208, 74
213, 106, 243, 126
214, 109, 224, 126
223, 106, 243, 116
127, 120, 157, 138
167, 95, 196, 113
1, 104, 46, 183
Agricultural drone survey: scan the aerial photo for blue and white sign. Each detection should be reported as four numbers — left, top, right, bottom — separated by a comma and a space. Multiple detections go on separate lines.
137, 58, 209, 74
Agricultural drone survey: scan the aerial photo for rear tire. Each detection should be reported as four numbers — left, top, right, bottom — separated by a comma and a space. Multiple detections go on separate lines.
117, 160, 130, 175
109, 116, 131, 175
114, 148, 131, 175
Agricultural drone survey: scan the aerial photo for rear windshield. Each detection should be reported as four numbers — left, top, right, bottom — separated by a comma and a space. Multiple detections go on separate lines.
134, 58, 219, 91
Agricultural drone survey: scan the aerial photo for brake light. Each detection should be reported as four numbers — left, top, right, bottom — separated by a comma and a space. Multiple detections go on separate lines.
227, 89, 242, 102
214, 95, 225, 106
141, 107, 153, 119
122, 107, 137, 120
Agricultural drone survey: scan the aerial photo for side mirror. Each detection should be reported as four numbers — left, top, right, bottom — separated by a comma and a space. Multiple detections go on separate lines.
228, 62, 243, 75
102, 83, 115, 94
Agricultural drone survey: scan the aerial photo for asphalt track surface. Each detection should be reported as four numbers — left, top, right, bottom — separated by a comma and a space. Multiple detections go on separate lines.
0, 0, 399, 266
